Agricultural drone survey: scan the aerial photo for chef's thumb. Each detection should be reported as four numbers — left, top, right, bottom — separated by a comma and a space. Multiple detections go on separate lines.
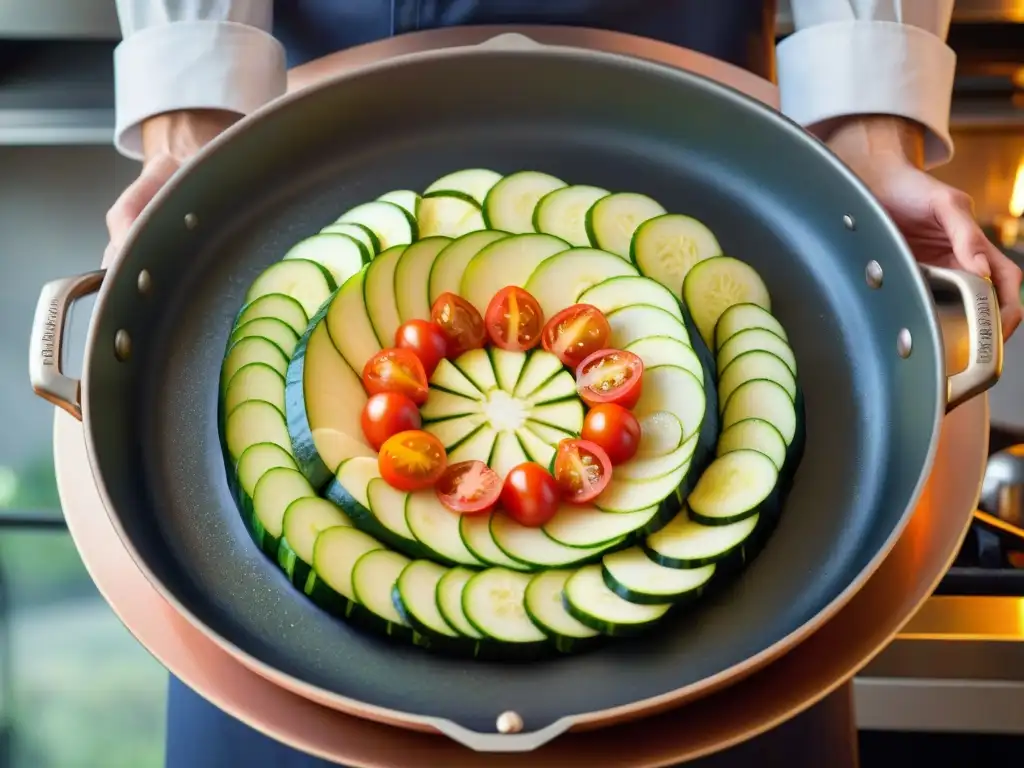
103, 154, 181, 267
930, 189, 992, 278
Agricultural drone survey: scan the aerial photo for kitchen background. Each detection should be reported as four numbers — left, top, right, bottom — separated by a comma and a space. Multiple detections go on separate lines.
2, 1, 1024, 767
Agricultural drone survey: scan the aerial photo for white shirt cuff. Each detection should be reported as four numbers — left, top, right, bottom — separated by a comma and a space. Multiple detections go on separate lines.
114, 20, 287, 160
777, 20, 957, 168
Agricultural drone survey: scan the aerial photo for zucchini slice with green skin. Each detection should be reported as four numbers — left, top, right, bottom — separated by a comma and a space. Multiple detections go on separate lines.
523, 247, 638, 320
350, 549, 415, 641
489, 511, 616, 569
630, 213, 721, 295
319, 221, 380, 257
377, 189, 420, 217
718, 350, 796, 411
682, 255, 771, 349
325, 269, 382, 374
635, 412, 685, 457
424, 168, 502, 206
221, 337, 288, 390
606, 304, 691, 350
416, 195, 485, 239
233, 442, 297, 531
244, 258, 336, 319
423, 415, 486, 452
392, 560, 464, 646
687, 449, 779, 526
721, 378, 798, 446
427, 230, 508, 304
278, 497, 351, 587
624, 336, 702, 382
436, 567, 485, 639
282, 233, 369, 286
564, 565, 671, 636
223, 362, 285, 418
717, 327, 797, 376
363, 245, 406, 348
524, 570, 601, 653
489, 347, 528, 393
594, 459, 689, 515
306, 526, 383, 616
483, 171, 566, 233
513, 350, 565, 400
532, 185, 609, 247
586, 192, 666, 259
642, 508, 760, 569
614, 434, 697, 482
430, 357, 486, 399
542, 504, 659, 549
249, 466, 317, 555
460, 233, 569, 315
459, 514, 530, 571
337, 200, 417, 250
463, 568, 547, 645
394, 237, 452, 324
714, 301, 788, 350
235, 293, 308, 336
405, 491, 485, 567
602, 547, 715, 605
633, 365, 706, 440
225, 399, 292, 464
578, 274, 684, 322
716, 418, 788, 472
229, 317, 299, 358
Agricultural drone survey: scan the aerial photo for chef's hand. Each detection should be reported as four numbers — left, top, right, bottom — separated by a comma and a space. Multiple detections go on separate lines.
827, 116, 1023, 339
103, 110, 238, 267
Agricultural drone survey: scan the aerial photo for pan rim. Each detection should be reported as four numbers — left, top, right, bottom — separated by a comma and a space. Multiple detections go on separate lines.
80, 36, 946, 743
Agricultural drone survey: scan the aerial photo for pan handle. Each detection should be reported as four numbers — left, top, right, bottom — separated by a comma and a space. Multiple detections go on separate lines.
920, 263, 1002, 412
28, 270, 105, 422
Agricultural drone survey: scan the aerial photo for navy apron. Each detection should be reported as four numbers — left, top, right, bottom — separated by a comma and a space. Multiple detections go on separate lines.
166, 3, 856, 766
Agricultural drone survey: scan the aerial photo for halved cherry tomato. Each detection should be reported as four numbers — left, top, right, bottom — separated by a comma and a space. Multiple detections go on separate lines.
552, 439, 612, 504
435, 460, 502, 514
362, 348, 429, 405
581, 403, 641, 465
395, 319, 448, 376
575, 349, 644, 409
541, 304, 611, 368
430, 292, 486, 358
361, 392, 422, 451
378, 430, 447, 492
484, 286, 544, 352
499, 462, 560, 527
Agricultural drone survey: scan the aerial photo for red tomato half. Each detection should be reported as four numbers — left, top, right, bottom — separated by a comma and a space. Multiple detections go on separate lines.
581, 403, 641, 465
430, 292, 486, 358
484, 286, 544, 352
552, 439, 612, 503
499, 462, 560, 527
378, 430, 447, 492
361, 392, 422, 451
362, 348, 429, 405
541, 304, 611, 368
575, 349, 644, 409
395, 319, 448, 376
435, 460, 502, 514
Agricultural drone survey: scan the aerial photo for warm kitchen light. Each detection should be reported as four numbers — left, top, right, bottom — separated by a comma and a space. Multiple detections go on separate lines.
996, 157, 1024, 246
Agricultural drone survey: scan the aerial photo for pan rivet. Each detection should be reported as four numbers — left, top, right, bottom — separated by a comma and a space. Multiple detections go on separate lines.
184, 212, 198, 230
137, 269, 152, 295
496, 711, 523, 734
114, 330, 132, 362
843, 214, 856, 230
865, 261, 883, 288
896, 328, 913, 359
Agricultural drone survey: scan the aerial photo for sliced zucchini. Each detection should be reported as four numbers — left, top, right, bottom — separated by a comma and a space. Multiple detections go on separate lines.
463, 568, 547, 643
483, 171, 566, 234
564, 564, 670, 636
635, 412, 685, 457
716, 328, 797, 376
515, 427, 557, 468
718, 350, 796, 411
721, 379, 797, 445
392, 560, 459, 638
525, 371, 576, 406
420, 389, 480, 422
528, 399, 584, 435
423, 414, 486, 451
594, 460, 688, 515
279, 497, 351, 586
688, 449, 779, 526
525, 420, 576, 447
225, 399, 292, 462
460, 233, 569, 315
363, 245, 406, 348
523, 247, 638, 319
585, 192, 666, 259
633, 365, 706, 440
325, 270, 382, 374
436, 567, 485, 639
427, 230, 508, 304
489, 430, 530, 480
452, 348, 498, 393
533, 185, 609, 247
512, 350, 565, 400
578, 275, 683, 322
244, 258, 336, 319
394, 237, 452, 324
236, 442, 297, 505
424, 168, 502, 205
643, 508, 759, 568
489, 348, 528, 394
682, 256, 771, 348
377, 189, 420, 216
490, 511, 612, 568
251, 466, 316, 549
282, 233, 368, 285
405, 491, 485, 567
542, 504, 659, 548
624, 336, 702, 382
459, 514, 530, 570
229, 317, 300, 358
319, 221, 380, 257
630, 214, 721, 294
614, 434, 696, 481
307, 526, 384, 615
717, 418, 787, 471
224, 363, 285, 418
430, 358, 484, 399
351, 549, 412, 632
221, 337, 288, 389
417, 195, 485, 239
337, 200, 417, 250
714, 302, 788, 350
235, 293, 308, 336
448, 425, 498, 466
363, 476, 427, 552
524, 570, 599, 651
602, 547, 715, 605
606, 304, 691, 351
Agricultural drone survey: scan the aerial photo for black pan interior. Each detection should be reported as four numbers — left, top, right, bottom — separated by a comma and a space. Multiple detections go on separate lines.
84, 48, 943, 734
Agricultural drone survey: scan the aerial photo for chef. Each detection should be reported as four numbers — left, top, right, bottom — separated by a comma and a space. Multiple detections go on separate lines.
106, 2, 1020, 766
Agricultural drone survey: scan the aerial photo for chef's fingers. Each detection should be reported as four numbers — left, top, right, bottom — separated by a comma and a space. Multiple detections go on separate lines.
987, 244, 1023, 339
103, 154, 181, 266
930, 189, 992, 278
